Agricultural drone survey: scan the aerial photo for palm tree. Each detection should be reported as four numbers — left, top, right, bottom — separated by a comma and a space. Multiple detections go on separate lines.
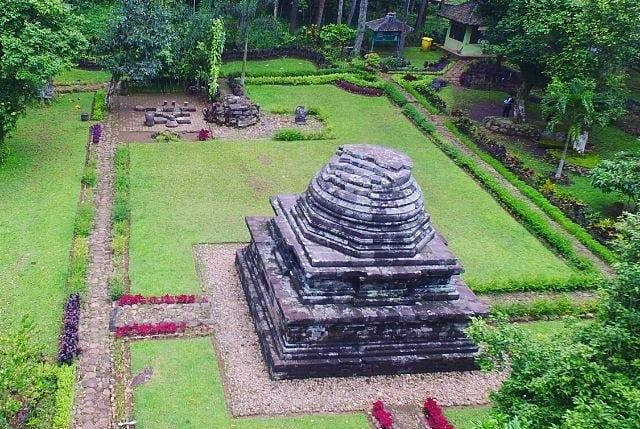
226, 0, 273, 86
542, 77, 597, 179
352, 0, 368, 55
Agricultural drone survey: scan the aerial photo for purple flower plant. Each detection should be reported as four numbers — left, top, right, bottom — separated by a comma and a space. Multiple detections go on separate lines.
58, 293, 80, 363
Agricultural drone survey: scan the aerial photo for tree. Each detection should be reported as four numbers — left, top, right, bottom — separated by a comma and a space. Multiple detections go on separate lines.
225, 0, 274, 86
347, 0, 358, 25
314, 0, 327, 26
208, 18, 226, 99
591, 152, 640, 212
0, 0, 86, 164
468, 212, 640, 428
289, 0, 299, 33
414, 0, 429, 34
100, 0, 175, 85
337, 0, 345, 23
352, 0, 368, 55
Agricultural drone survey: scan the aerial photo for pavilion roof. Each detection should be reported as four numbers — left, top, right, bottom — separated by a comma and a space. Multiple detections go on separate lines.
438, 1, 484, 26
365, 12, 414, 33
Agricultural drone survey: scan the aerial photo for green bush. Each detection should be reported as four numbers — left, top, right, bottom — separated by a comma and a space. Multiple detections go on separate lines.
413, 81, 448, 113
247, 72, 382, 87
490, 295, 599, 320
394, 77, 440, 114
52, 364, 75, 429
444, 120, 616, 264
383, 82, 409, 107
73, 199, 95, 237
66, 237, 89, 295
402, 104, 436, 133
108, 277, 126, 301
471, 272, 599, 294
273, 128, 305, 141
82, 157, 97, 188
91, 89, 106, 121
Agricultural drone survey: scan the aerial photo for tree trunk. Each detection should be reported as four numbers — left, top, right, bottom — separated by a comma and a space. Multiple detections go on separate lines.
289, 0, 299, 33
573, 129, 589, 154
273, 0, 279, 18
397, 0, 410, 56
348, 0, 358, 25
415, 0, 428, 33
514, 81, 532, 123
337, 0, 344, 24
352, 0, 368, 55
314, 0, 327, 27
241, 32, 249, 86
554, 134, 571, 180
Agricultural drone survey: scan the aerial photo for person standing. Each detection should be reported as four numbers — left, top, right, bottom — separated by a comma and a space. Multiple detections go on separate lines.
502, 94, 515, 117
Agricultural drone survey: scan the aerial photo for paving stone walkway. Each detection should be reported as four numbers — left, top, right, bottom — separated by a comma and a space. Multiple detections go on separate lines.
382, 75, 612, 274
73, 117, 117, 429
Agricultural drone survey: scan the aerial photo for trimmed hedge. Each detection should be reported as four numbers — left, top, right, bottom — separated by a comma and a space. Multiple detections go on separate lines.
470, 272, 599, 294
402, 104, 436, 134
394, 77, 440, 114
225, 67, 345, 78
52, 364, 76, 429
91, 89, 106, 121
444, 120, 616, 265
383, 82, 409, 107
247, 72, 384, 89
490, 294, 599, 320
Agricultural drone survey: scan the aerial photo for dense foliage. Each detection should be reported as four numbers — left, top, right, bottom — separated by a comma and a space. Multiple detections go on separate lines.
208, 18, 226, 98
591, 152, 640, 211
0, 0, 86, 163
1, 317, 58, 427
58, 294, 80, 364
469, 213, 640, 428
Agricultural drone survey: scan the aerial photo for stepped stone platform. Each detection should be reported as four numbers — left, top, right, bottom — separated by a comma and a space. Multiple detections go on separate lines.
236, 144, 487, 380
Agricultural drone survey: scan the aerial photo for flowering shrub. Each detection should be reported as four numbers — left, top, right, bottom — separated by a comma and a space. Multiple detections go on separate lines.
90, 123, 102, 143
423, 397, 455, 429
115, 321, 187, 338
371, 400, 394, 429
335, 80, 384, 96
117, 294, 206, 306
58, 293, 80, 363
197, 128, 210, 141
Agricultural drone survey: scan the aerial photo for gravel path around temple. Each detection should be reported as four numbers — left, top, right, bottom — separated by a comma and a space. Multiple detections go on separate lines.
194, 244, 505, 417
72, 118, 116, 429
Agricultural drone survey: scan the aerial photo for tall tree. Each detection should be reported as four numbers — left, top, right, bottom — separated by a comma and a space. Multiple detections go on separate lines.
313, 0, 327, 26
337, 0, 345, 23
352, 0, 368, 55
0, 0, 86, 163
348, 0, 358, 25
414, 0, 429, 33
226, 0, 273, 85
289, 0, 299, 33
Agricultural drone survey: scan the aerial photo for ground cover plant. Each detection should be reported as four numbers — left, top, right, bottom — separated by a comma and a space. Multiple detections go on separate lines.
129, 338, 367, 429
0, 93, 94, 354
127, 84, 575, 296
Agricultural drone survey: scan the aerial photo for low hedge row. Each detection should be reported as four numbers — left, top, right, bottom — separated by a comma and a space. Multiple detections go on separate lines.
394, 77, 440, 115
335, 79, 384, 96
401, 104, 436, 134
91, 89, 106, 121
489, 294, 599, 320
225, 67, 345, 78
413, 81, 448, 113
247, 72, 384, 89
470, 272, 599, 294
444, 120, 616, 264
52, 364, 76, 429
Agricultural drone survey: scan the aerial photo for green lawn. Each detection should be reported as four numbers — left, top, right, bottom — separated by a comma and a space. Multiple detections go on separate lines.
130, 338, 367, 429
221, 58, 317, 76
128, 84, 574, 295
0, 93, 93, 354
445, 406, 491, 429
54, 68, 111, 85
439, 85, 508, 112
375, 46, 446, 66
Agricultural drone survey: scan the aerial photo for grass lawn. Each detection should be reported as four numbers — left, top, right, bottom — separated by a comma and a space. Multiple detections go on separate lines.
0, 93, 93, 354
54, 68, 111, 85
128, 85, 574, 295
221, 58, 317, 76
439, 85, 508, 112
130, 338, 367, 429
445, 406, 492, 429
375, 46, 446, 66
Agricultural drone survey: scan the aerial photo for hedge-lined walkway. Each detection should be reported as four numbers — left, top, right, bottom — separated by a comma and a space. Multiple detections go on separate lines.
73, 117, 117, 429
382, 74, 612, 275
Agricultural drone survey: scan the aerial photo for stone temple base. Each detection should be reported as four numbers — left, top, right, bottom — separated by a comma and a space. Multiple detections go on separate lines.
236, 216, 484, 380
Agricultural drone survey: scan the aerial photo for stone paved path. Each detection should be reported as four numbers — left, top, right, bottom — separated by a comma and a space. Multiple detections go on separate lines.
382, 75, 612, 274
73, 117, 117, 429
443, 59, 471, 86
110, 302, 213, 329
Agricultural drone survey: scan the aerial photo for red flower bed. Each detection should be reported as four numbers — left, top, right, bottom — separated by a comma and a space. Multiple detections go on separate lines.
115, 321, 187, 338
424, 397, 455, 429
117, 294, 206, 306
371, 400, 394, 429
335, 80, 384, 97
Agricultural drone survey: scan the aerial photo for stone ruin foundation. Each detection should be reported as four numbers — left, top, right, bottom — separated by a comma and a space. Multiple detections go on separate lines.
204, 94, 260, 128
236, 144, 488, 380
135, 100, 196, 128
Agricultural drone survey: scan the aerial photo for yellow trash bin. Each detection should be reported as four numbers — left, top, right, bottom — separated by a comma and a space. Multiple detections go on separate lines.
421, 37, 433, 51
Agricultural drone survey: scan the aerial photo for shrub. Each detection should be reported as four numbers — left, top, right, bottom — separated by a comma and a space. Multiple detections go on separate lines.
58, 294, 80, 363
413, 81, 448, 112
383, 83, 409, 107
364, 52, 382, 69
117, 294, 205, 306
66, 237, 89, 295
52, 364, 75, 429
197, 128, 210, 141
91, 89, 106, 121
115, 322, 188, 338
82, 157, 97, 188
273, 128, 305, 141
402, 104, 436, 133
335, 79, 384, 96
108, 277, 126, 302
153, 130, 181, 142
74, 200, 94, 237
490, 295, 599, 320
423, 397, 455, 429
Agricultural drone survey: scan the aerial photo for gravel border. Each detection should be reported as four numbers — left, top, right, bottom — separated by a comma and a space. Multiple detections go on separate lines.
194, 243, 505, 417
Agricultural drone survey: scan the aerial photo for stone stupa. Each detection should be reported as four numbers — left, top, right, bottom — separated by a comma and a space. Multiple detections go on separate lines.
236, 144, 487, 379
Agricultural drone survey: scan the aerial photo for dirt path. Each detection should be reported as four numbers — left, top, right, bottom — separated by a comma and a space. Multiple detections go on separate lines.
382, 75, 612, 275
73, 117, 116, 429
